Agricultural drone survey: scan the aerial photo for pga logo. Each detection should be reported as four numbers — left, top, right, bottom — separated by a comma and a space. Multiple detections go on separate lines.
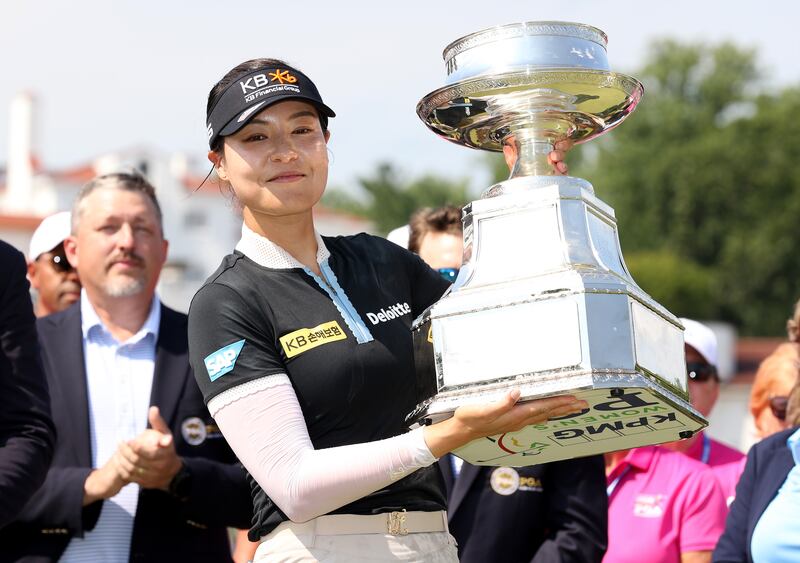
204, 339, 245, 382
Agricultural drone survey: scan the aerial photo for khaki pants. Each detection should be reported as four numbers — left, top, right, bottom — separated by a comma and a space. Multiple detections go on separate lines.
255, 512, 458, 562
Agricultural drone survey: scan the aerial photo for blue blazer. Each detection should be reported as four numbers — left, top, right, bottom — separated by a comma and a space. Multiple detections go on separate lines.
0, 302, 252, 563
713, 427, 797, 563
440, 454, 608, 563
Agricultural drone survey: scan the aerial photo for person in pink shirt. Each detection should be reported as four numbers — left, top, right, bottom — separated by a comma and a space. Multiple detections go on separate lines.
604, 446, 728, 563
664, 318, 746, 505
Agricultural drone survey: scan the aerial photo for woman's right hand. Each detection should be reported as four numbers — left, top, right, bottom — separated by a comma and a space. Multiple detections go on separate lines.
422, 390, 588, 459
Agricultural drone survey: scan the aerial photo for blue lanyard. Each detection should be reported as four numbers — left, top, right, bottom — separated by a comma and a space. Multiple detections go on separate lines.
701, 433, 711, 465
606, 465, 631, 497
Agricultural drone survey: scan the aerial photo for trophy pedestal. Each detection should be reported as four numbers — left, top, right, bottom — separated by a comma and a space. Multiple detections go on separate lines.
408, 177, 705, 465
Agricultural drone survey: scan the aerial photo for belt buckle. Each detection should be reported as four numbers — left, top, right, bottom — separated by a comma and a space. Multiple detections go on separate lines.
387, 509, 408, 536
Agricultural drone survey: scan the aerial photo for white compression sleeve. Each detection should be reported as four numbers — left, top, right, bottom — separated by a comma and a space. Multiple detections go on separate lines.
209, 375, 437, 523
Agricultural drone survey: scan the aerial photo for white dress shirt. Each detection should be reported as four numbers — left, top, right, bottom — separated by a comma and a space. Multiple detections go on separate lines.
60, 291, 160, 563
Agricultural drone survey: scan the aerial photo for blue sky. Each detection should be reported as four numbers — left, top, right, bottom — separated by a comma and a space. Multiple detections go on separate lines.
0, 1, 793, 195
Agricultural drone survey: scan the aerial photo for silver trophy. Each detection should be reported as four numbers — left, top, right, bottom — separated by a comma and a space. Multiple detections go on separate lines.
408, 22, 706, 466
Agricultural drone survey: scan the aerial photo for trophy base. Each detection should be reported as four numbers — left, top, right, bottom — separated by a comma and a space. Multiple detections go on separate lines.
411, 376, 705, 467
405, 176, 705, 466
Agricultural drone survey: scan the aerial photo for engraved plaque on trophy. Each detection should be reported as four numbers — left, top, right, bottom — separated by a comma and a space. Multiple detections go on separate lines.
408, 22, 706, 466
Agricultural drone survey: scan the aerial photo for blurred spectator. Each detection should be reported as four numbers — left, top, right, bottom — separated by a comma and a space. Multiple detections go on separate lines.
26, 211, 81, 317
664, 319, 745, 505
407, 205, 608, 563
0, 173, 251, 561
604, 446, 728, 563
749, 299, 800, 439
749, 343, 799, 439
408, 206, 463, 272
0, 240, 55, 528
712, 305, 800, 561
713, 416, 800, 560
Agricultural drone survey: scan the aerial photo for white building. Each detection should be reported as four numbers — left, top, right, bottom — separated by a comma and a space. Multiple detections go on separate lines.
0, 92, 372, 312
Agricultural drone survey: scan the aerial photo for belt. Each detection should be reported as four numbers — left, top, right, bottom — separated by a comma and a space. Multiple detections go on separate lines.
265, 510, 448, 538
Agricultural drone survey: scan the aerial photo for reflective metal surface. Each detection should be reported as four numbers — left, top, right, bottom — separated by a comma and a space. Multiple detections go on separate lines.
442, 21, 610, 85
419, 21, 642, 177
420, 71, 641, 153
408, 22, 705, 466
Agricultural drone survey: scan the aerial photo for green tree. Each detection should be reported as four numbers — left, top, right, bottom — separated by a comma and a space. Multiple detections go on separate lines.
323, 163, 472, 235
576, 40, 800, 335
625, 251, 717, 319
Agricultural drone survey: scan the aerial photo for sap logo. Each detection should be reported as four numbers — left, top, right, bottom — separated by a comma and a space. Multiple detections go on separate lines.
204, 339, 245, 381
240, 74, 271, 93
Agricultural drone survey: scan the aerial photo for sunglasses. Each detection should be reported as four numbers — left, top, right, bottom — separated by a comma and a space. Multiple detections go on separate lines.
39, 251, 74, 274
437, 268, 459, 283
769, 396, 788, 421
686, 362, 718, 383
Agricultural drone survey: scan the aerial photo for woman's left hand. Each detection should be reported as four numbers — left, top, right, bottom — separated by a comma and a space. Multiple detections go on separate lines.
549, 139, 574, 175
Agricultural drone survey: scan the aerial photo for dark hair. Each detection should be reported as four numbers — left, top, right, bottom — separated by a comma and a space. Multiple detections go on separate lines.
206, 58, 328, 153
407, 205, 462, 253
73, 171, 163, 234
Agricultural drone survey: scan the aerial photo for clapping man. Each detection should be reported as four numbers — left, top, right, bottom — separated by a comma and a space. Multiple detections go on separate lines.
0, 172, 251, 562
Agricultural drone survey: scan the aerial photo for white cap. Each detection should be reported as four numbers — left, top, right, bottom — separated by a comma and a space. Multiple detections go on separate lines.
28, 211, 72, 261
680, 317, 718, 366
386, 224, 410, 249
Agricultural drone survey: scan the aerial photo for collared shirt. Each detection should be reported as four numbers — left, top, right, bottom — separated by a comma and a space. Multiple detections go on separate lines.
60, 291, 160, 563
604, 446, 727, 563
750, 427, 800, 562
685, 431, 746, 506
189, 228, 450, 539
233, 222, 373, 348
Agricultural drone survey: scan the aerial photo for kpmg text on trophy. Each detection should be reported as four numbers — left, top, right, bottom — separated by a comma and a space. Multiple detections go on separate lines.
408, 21, 706, 467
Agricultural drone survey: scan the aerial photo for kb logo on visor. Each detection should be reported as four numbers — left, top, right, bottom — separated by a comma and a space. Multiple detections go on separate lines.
240, 69, 298, 93
269, 69, 297, 84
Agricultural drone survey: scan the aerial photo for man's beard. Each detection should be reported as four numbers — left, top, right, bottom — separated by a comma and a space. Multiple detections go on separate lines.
104, 252, 147, 297
103, 275, 146, 297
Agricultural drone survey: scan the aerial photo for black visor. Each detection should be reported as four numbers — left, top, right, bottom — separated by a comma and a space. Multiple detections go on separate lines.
206, 64, 335, 149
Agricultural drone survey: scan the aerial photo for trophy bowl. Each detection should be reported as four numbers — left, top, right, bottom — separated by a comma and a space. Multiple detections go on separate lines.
408, 21, 706, 467
418, 21, 643, 177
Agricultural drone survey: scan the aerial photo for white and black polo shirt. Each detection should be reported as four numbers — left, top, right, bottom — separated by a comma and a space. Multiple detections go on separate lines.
188, 227, 450, 539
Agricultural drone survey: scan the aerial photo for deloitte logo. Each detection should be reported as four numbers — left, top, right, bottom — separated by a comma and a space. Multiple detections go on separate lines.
366, 302, 411, 325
